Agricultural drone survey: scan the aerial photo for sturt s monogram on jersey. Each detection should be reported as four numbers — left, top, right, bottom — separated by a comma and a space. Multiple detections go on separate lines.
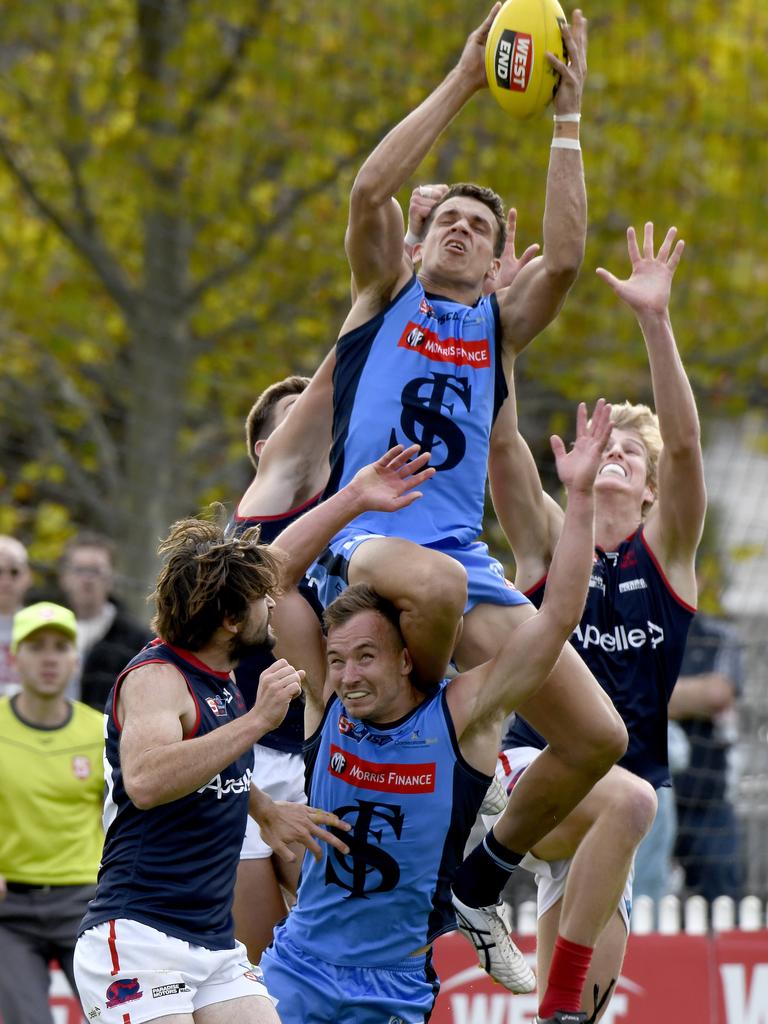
325, 799, 404, 898
388, 372, 472, 472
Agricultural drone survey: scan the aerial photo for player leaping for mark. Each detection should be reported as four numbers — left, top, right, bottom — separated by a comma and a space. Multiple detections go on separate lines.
303, 5, 627, 991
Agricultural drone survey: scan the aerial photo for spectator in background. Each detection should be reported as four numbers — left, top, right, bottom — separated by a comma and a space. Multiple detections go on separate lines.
0, 536, 32, 697
0, 602, 104, 1024
670, 610, 745, 902
632, 720, 690, 904
58, 532, 151, 709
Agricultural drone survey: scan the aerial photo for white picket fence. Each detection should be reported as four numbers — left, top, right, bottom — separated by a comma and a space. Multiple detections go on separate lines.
510, 895, 768, 935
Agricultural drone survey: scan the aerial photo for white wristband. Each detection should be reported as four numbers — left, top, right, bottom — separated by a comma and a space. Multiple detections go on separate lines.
551, 137, 581, 150
404, 229, 421, 247
553, 112, 581, 122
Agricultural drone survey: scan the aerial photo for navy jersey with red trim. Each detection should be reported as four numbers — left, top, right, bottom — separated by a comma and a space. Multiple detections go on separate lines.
228, 501, 321, 754
229, 492, 320, 547
79, 640, 253, 950
275, 684, 491, 966
324, 275, 507, 545
504, 528, 695, 787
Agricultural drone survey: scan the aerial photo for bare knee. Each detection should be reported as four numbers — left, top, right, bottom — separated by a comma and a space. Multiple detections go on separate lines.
351, 541, 467, 621
399, 551, 467, 622
590, 711, 629, 772
554, 705, 627, 778
604, 773, 657, 847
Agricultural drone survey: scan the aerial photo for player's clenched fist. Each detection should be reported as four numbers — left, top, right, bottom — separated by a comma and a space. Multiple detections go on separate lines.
251, 658, 304, 734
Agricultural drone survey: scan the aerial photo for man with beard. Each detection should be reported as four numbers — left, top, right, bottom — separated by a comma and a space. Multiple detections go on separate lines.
74, 444, 433, 1024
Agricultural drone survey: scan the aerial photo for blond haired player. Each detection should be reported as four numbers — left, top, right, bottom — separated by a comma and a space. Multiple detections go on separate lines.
453, 224, 706, 1023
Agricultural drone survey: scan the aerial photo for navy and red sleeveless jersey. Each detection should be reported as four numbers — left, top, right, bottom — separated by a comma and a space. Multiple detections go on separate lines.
503, 528, 695, 788
228, 497, 321, 754
79, 640, 253, 950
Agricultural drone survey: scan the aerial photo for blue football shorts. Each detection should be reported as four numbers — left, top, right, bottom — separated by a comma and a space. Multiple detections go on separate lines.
304, 529, 530, 614
260, 932, 439, 1024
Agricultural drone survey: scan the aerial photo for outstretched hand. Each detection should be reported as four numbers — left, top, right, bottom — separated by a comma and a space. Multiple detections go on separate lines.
550, 9, 588, 115
596, 223, 684, 317
457, 3, 502, 91
486, 207, 540, 293
254, 801, 352, 863
350, 444, 435, 513
551, 398, 612, 495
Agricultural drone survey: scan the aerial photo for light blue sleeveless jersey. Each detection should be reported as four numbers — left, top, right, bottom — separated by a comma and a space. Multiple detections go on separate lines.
326, 275, 507, 545
274, 684, 491, 966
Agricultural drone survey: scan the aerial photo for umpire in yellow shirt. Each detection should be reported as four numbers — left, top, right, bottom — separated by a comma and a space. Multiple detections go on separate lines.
0, 602, 105, 1024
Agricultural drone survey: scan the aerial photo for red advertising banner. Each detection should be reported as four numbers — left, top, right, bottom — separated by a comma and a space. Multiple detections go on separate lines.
4, 933, 767, 1024
431, 929, 768, 1024
714, 931, 768, 1024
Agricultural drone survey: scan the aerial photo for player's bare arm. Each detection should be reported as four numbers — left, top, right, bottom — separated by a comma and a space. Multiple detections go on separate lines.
597, 222, 705, 603
267, 443, 435, 730
118, 658, 302, 809
447, 400, 612, 769
488, 367, 563, 589
273, 443, 434, 587
497, 10, 588, 353
668, 670, 735, 720
267, 586, 327, 729
240, 347, 336, 517
343, 5, 500, 326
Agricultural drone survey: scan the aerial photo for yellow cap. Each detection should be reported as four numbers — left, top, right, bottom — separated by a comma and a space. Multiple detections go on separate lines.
12, 602, 77, 652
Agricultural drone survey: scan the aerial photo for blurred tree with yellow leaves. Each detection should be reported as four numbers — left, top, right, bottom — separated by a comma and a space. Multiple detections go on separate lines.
1, 0, 766, 606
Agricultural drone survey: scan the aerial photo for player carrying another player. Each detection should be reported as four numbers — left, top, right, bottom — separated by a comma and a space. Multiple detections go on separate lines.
303, 5, 627, 989
262, 399, 612, 1024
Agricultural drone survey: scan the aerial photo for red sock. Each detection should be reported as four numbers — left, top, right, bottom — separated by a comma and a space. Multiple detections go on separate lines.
538, 935, 594, 1018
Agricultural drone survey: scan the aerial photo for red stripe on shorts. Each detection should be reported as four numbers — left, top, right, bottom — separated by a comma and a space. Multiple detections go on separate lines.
108, 919, 120, 976
497, 751, 526, 794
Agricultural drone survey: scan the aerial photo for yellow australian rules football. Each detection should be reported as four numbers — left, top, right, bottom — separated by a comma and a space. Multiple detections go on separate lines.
485, 0, 567, 119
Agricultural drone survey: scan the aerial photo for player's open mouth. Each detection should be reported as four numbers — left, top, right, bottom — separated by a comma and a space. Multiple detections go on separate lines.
599, 464, 626, 478
344, 690, 369, 700
445, 240, 466, 253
